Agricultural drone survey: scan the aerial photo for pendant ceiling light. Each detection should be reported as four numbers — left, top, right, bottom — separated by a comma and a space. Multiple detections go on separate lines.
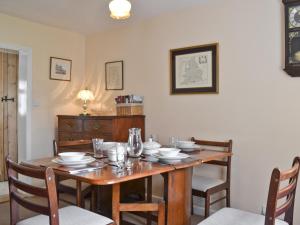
109, 0, 132, 20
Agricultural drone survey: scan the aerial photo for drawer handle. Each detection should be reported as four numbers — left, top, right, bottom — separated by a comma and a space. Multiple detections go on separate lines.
93, 124, 100, 130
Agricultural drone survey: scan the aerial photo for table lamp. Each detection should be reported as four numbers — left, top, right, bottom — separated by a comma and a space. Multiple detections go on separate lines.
77, 88, 95, 116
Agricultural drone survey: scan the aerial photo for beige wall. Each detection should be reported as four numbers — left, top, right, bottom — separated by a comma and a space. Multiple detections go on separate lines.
86, 0, 300, 222
0, 13, 85, 159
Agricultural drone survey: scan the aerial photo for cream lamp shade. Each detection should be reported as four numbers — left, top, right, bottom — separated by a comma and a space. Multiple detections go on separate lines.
77, 89, 95, 101
77, 89, 95, 116
109, 0, 131, 20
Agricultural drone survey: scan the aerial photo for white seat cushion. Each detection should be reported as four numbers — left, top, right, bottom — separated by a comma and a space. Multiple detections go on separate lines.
192, 175, 225, 192
60, 179, 90, 190
17, 206, 113, 225
198, 208, 288, 225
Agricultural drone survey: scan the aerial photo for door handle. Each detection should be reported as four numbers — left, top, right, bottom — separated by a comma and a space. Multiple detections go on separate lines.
1, 96, 15, 102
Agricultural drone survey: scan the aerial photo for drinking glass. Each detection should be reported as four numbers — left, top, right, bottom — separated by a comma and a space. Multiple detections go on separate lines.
92, 138, 104, 158
116, 143, 127, 169
149, 134, 159, 142
169, 136, 179, 148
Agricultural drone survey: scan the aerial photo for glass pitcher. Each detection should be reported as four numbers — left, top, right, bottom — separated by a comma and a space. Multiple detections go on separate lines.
127, 128, 143, 157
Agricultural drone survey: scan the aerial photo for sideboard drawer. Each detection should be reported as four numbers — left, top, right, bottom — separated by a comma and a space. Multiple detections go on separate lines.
58, 132, 83, 141
59, 119, 82, 132
83, 119, 112, 134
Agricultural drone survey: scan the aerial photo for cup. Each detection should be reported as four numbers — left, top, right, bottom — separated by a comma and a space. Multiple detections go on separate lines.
92, 138, 104, 158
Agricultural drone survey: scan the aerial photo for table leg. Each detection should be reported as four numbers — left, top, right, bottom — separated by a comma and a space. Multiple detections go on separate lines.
112, 183, 121, 225
147, 176, 153, 225
163, 168, 192, 225
76, 180, 82, 207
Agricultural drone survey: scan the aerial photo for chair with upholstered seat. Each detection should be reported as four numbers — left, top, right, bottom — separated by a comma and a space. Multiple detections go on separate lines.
6, 156, 115, 225
198, 157, 300, 225
191, 138, 233, 218
53, 140, 94, 209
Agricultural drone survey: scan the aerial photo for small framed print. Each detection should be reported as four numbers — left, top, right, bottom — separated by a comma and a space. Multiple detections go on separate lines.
105, 61, 124, 90
170, 43, 219, 94
50, 57, 72, 81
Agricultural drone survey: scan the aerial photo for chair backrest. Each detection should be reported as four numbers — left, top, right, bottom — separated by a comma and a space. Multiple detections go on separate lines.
191, 137, 233, 183
53, 139, 93, 156
265, 157, 300, 225
6, 156, 59, 225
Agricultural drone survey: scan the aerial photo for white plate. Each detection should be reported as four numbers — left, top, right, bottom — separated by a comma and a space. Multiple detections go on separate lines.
143, 149, 159, 155
52, 156, 95, 166
153, 153, 190, 160
178, 144, 201, 149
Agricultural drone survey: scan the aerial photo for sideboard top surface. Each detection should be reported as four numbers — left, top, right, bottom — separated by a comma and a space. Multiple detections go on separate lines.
57, 115, 145, 119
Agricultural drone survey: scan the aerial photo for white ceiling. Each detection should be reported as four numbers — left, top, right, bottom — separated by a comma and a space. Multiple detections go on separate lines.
0, 0, 208, 35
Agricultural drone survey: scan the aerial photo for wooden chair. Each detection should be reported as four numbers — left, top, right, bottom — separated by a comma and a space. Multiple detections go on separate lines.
191, 138, 233, 218
198, 156, 300, 225
6, 156, 114, 225
53, 140, 94, 209
112, 181, 165, 225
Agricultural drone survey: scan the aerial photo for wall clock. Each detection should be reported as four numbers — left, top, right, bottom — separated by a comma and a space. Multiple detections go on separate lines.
283, 0, 300, 77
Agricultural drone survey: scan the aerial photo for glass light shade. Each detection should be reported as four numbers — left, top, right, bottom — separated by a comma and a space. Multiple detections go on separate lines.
77, 89, 95, 101
109, 0, 131, 20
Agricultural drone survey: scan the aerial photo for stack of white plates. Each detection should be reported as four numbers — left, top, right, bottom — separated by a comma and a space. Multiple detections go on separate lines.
53, 152, 95, 167
143, 141, 161, 155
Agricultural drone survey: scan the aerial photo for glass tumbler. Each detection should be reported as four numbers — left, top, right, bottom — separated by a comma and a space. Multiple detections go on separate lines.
169, 136, 179, 148
92, 138, 104, 158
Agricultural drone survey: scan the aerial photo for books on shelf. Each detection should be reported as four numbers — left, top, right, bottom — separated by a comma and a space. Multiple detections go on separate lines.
115, 94, 144, 116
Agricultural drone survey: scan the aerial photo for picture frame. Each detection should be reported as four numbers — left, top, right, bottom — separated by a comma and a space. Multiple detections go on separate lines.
50, 57, 72, 81
170, 43, 219, 94
105, 60, 124, 90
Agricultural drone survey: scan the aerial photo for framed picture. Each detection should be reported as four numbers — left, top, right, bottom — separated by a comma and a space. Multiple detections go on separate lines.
170, 43, 218, 94
50, 57, 72, 81
105, 61, 124, 90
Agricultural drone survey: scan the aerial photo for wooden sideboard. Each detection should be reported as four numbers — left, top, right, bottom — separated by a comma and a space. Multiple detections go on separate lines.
57, 114, 146, 214
57, 115, 145, 143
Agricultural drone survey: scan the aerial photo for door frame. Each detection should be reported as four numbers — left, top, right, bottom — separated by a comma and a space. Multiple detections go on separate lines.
0, 43, 32, 162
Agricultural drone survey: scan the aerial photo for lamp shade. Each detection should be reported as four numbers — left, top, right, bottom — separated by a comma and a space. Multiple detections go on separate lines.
109, 0, 131, 20
77, 89, 95, 101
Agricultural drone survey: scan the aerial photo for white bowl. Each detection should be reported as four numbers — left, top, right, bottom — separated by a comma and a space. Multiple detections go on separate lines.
58, 152, 86, 162
177, 141, 195, 148
158, 148, 181, 157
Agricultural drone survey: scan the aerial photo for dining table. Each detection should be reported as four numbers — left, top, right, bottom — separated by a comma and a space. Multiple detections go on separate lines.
22, 149, 232, 225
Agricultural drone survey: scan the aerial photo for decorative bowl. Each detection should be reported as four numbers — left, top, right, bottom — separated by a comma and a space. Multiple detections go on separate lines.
158, 148, 181, 157
176, 141, 195, 148
58, 152, 86, 162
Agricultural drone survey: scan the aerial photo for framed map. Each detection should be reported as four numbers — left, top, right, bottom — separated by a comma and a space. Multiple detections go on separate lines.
170, 43, 218, 94
105, 61, 124, 90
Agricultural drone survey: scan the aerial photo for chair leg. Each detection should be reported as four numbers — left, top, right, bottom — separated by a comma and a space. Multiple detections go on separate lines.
90, 186, 97, 212
191, 194, 194, 215
157, 202, 165, 225
226, 188, 230, 207
205, 195, 210, 218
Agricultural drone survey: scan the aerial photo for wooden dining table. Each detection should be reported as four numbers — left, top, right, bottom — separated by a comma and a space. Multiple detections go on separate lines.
22, 149, 232, 225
